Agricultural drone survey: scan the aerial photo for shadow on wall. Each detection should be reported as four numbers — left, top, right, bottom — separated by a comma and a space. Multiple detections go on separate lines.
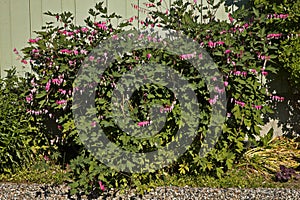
263, 70, 300, 138
224, 0, 251, 9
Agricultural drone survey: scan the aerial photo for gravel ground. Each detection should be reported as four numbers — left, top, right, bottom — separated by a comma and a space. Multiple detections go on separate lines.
1, 183, 300, 200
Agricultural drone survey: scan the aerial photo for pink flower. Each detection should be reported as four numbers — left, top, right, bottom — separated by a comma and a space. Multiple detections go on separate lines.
21, 60, 28, 64
60, 49, 72, 54
28, 38, 39, 43
262, 71, 268, 76
73, 50, 79, 55
271, 95, 284, 102
91, 121, 97, 127
234, 71, 241, 76
145, 3, 155, 7
194, 0, 197, 3
241, 71, 247, 77
44, 155, 50, 161
81, 27, 89, 32
112, 34, 118, 40
56, 100, 67, 105
220, 30, 227, 34
198, 53, 203, 59
250, 69, 257, 74
13, 48, 19, 54
98, 181, 105, 191
95, 22, 108, 30
215, 86, 225, 94
224, 49, 231, 54
224, 81, 228, 87
235, 100, 245, 107
80, 50, 88, 55
32, 49, 39, 54
137, 120, 152, 127
208, 41, 215, 48
26, 94, 33, 103
267, 33, 282, 39
52, 78, 62, 85
89, 56, 95, 61
58, 89, 67, 95
215, 41, 225, 46
147, 53, 152, 59
45, 81, 51, 92
209, 95, 218, 105
228, 13, 234, 23
254, 105, 262, 110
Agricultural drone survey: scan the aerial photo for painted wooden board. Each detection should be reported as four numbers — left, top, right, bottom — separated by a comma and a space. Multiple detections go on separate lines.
107, 0, 138, 28
10, 0, 31, 76
0, 0, 12, 77
42, 0, 62, 27
74, 0, 97, 25
29, 0, 43, 37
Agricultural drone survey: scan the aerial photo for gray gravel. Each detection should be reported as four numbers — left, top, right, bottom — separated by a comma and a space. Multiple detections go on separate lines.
1, 183, 300, 199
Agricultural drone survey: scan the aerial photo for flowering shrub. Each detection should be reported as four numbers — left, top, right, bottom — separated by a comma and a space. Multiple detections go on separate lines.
19, 0, 292, 195
22, 4, 129, 164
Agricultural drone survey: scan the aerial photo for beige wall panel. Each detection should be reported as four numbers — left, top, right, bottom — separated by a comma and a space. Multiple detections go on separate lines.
62, 0, 76, 13
0, 0, 12, 77
108, 0, 137, 28
74, 0, 97, 25
42, 0, 62, 27
10, 0, 31, 76
30, 0, 43, 37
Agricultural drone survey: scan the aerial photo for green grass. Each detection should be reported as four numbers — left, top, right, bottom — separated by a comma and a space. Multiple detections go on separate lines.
151, 167, 300, 189
1, 162, 299, 190
0, 160, 70, 185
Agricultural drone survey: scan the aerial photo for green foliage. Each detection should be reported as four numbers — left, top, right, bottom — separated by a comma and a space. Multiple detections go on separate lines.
146, 0, 279, 178
0, 68, 44, 173
251, 0, 300, 88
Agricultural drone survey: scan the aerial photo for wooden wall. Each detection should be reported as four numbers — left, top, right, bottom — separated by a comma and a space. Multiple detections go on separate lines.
0, 0, 228, 77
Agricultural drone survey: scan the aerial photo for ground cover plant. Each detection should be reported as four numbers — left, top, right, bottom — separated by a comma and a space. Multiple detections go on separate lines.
0, 68, 48, 174
0, 0, 299, 196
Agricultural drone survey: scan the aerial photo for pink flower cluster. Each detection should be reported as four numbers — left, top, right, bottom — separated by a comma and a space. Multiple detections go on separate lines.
205, 40, 225, 48
27, 108, 48, 115
231, 98, 246, 107
94, 21, 108, 31
232, 71, 247, 77
137, 120, 152, 127
26, 93, 33, 103
59, 49, 88, 55
257, 53, 270, 60
28, 38, 40, 43
58, 30, 75, 36
267, 33, 283, 39
91, 121, 97, 127
145, 3, 155, 7
267, 14, 289, 19
160, 101, 176, 113
215, 86, 225, 94
179, 52, 196, 60
271, 95, 284, 102
253, 105, 263, 110
209, 95, 219, 105
56, 99, 67, 105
